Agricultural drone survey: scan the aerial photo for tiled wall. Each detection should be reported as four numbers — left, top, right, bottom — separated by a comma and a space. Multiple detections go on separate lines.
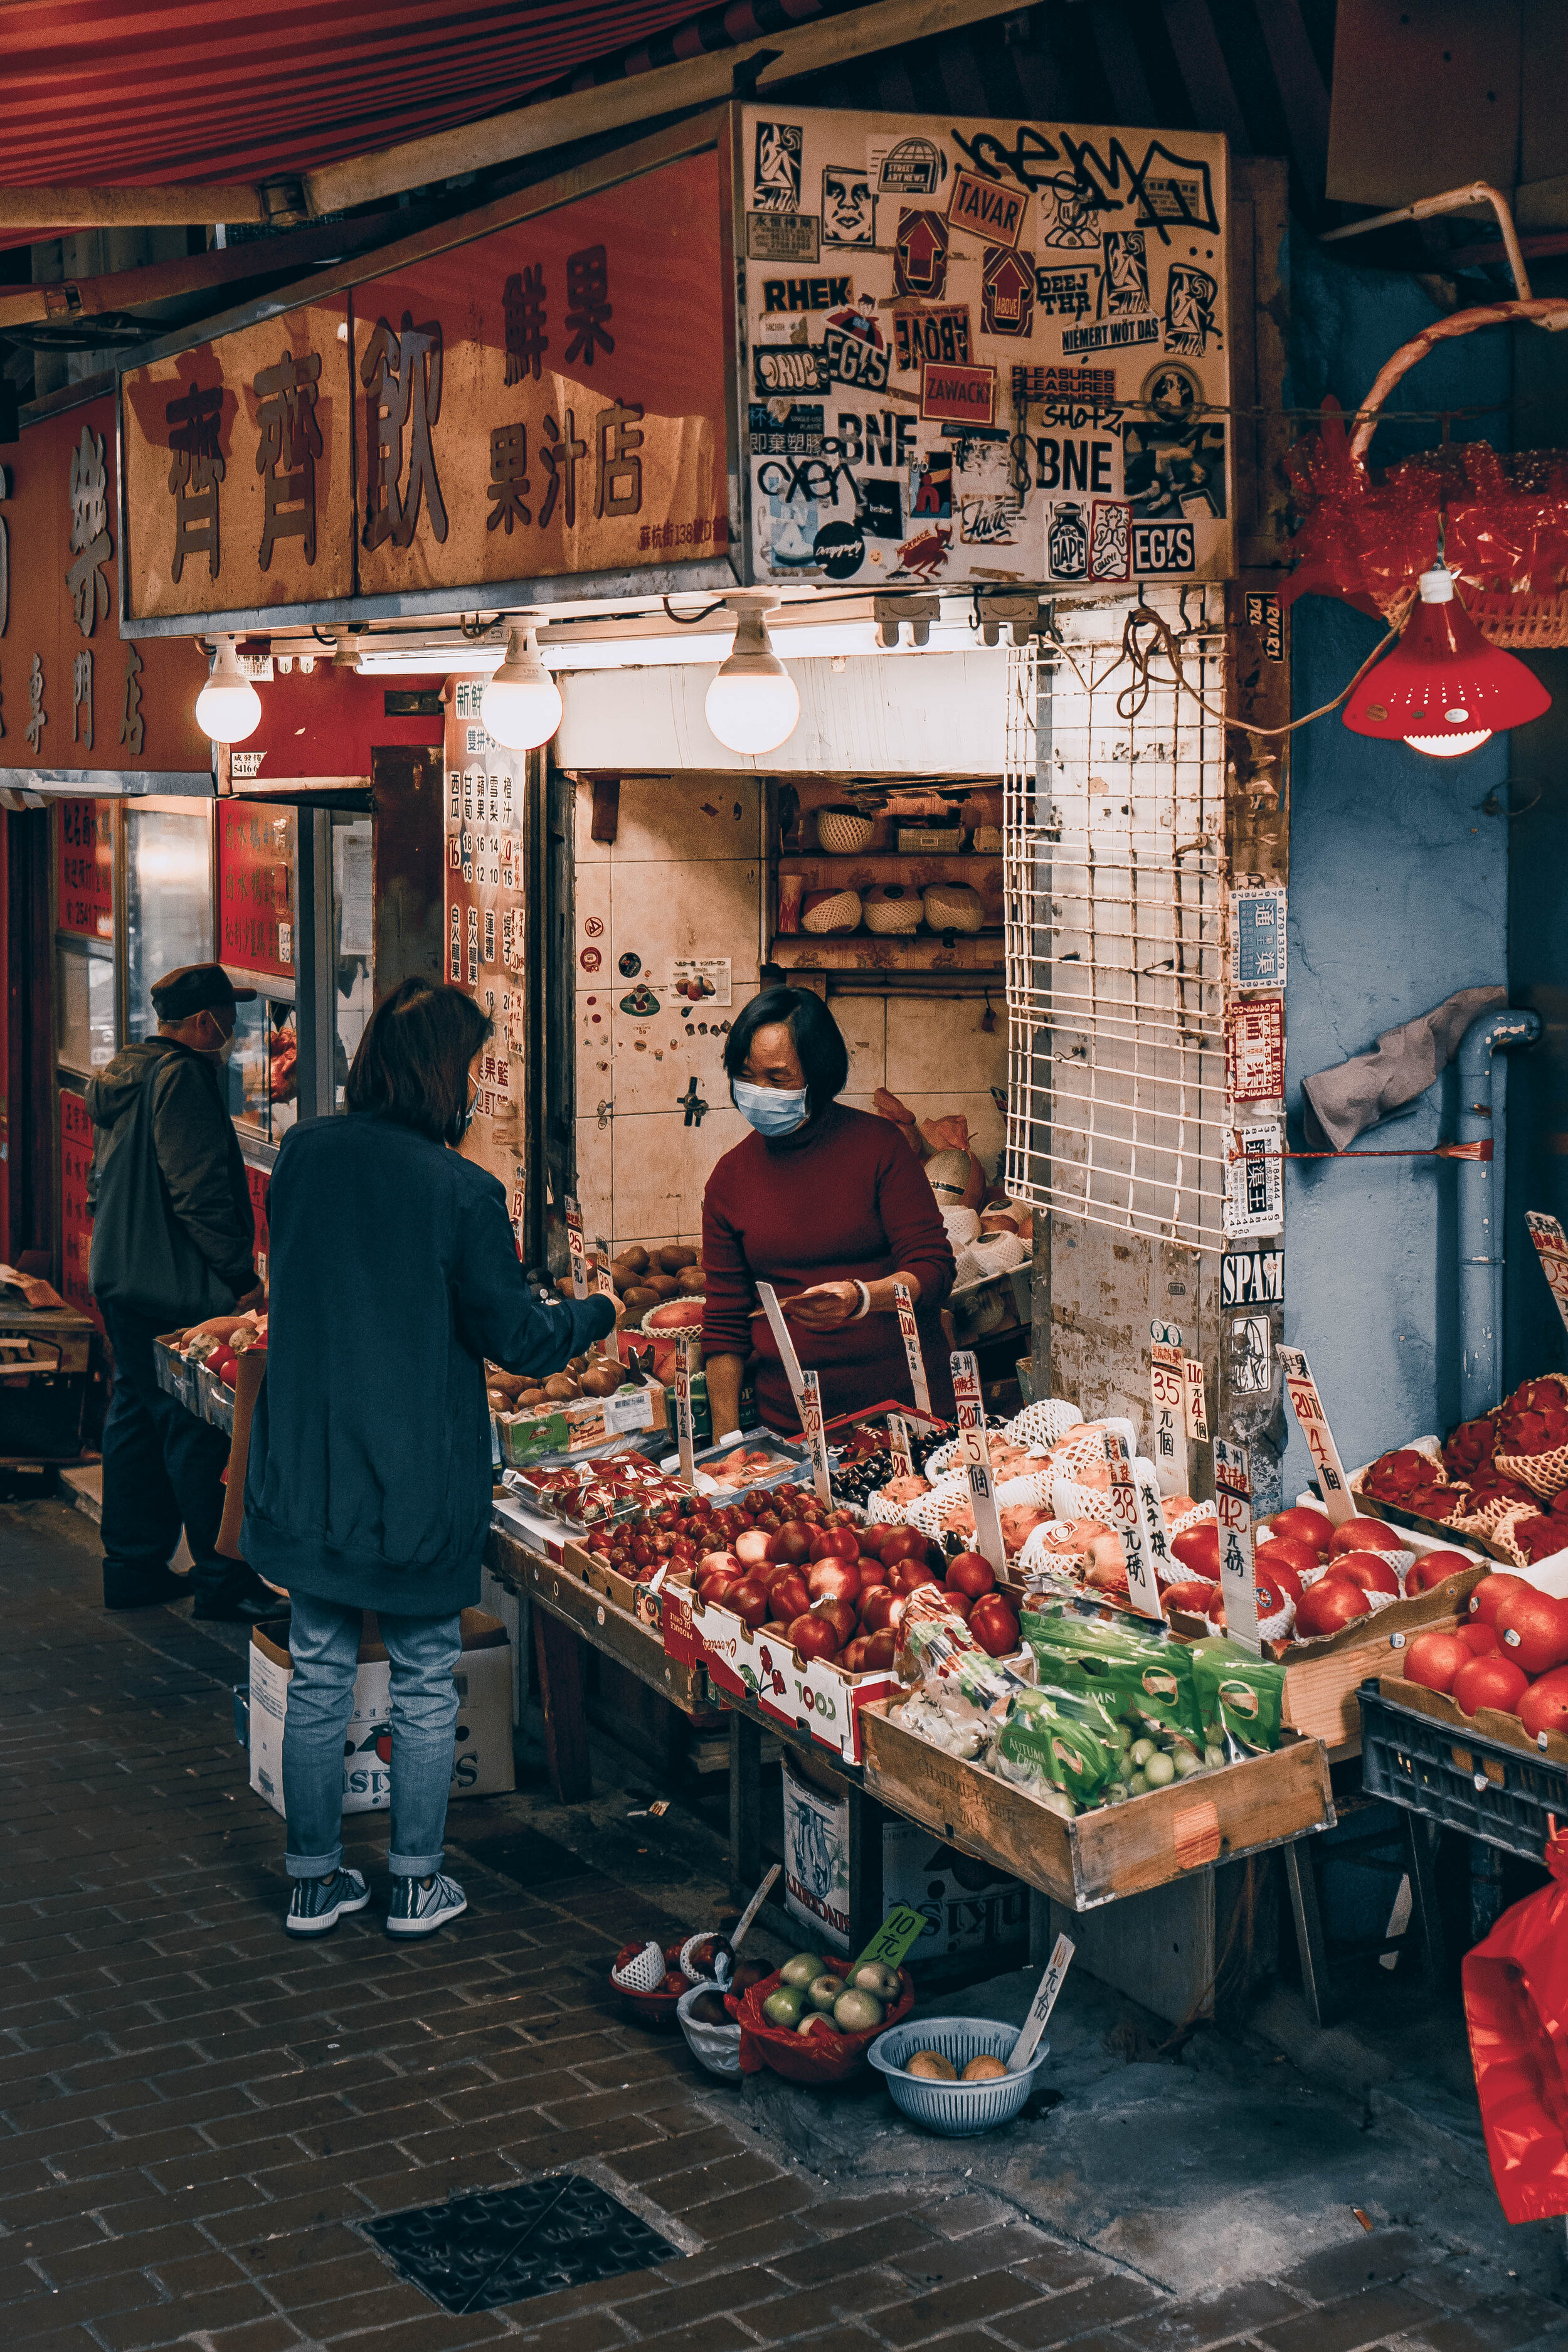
571, 777, 1009, 1255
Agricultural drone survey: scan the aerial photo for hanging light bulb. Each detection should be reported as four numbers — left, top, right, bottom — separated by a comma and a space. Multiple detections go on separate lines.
704, 594, 800, 755
1342, 562, 1550, 758
194, 637, 262, 744
480, 622, 563, 751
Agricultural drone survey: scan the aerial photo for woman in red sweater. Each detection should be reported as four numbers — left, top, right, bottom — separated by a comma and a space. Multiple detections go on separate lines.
701, 989, 956, 1436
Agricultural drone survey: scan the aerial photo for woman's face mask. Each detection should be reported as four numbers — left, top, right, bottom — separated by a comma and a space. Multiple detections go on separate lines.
731, 1077, 808, 1138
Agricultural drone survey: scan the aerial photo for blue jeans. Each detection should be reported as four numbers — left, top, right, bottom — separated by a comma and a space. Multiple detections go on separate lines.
282, 1596, 463, 1880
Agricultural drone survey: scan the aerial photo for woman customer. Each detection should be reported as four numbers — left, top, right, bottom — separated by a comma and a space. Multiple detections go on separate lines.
244, 979, 614, 1941
701, 987, 956, 1438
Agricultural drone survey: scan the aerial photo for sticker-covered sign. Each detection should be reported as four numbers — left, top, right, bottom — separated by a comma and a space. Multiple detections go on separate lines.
1277, 1345, 1354, 1523
1101, 1419, 1165, 1620
1213, 1436, 1261, 1654
951, 1348, 1007, 1574
1525, 1212, 1568, 1337
740, 105, 1231, 591
1229, 886, 1287, 990
1225, 992, 1285, 1106
1224, 1125, 1283, 1239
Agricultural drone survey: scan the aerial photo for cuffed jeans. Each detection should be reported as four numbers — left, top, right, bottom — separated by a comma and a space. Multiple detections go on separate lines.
282, 1594, 464, 1880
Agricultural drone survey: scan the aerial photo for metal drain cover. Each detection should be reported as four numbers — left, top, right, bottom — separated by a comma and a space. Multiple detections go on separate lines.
363, 2173, 682, 2312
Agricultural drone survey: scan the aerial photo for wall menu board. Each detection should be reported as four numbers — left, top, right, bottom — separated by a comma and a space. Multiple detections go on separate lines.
56, 799, 114, 938
218, 802, 296, 978
60, 1089, 100, 1330
738, 107, 1231, 592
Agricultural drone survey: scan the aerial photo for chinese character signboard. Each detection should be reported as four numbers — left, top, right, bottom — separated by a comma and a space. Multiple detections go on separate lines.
738, 106, 1231, 591
443, 681, 530, 1242
218, 802, 296, 978
56, 798, 113, 937
59, 1090, 100, 1330
119, 147, 728, 623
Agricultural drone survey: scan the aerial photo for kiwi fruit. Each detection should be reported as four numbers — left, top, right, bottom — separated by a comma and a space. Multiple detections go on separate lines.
659, 1244, 697, 1274
645, 1272, 679, 1300
622, 1285, 659, 1315
620, 1244, 650, 1274
486, 1389, 511, 1414
675, 1266, 706, 1296
517, 1387, 548, 1408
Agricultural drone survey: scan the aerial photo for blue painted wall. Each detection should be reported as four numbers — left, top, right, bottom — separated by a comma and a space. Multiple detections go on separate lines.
1281, 245, 1512, 1496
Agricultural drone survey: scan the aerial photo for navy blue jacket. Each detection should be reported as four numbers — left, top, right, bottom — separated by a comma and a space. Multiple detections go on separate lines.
243, 1112, 612, 1616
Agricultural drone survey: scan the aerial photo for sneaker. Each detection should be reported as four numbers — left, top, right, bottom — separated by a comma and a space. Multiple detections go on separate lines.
284, 1868, 371, 1938
386, 1872, 468, 1939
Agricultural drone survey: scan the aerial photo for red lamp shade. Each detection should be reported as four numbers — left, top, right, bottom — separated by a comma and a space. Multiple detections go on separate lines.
1342, 564, 1551, 758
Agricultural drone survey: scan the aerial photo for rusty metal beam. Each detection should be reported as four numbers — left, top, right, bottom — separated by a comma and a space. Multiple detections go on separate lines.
0, 183, 268, 231
0, 211, 414, 331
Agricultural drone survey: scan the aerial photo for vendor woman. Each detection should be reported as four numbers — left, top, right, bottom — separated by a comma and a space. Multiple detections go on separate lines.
702, 988, 956, 1436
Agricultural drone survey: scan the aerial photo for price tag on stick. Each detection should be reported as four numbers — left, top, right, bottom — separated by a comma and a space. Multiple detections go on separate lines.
850, 1904, 928, 1977
1213, 1435, 1261, 1655
755, 1281, 807, 1401
593, 1237, 620, 1365
887, 1413, 915, 1479
1101, 1419, 1165, 1620
1526, 1212, 1568, 1339
1008, 1932, 1075, 2072
674, 1335, 697, 1488
1183, 1358, 1209, 1441
799, 1369, 833, 1505
951, 1349, 1007, 1575
1149, 1328, 1189, 1498
563, 1196, 589, 1300
1276, 1346, 1354, 1523
894, 1281, 933, 1418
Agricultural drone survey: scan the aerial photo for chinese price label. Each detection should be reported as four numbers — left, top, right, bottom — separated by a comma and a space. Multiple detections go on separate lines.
593, 1238, 620, 1365
800, 1369, 833, 1504
951, 1348, 1007, 1574
1183, 1357, 1209, 1441
1213, 1436, 1261, 1655
851, 1904, 929, 1976
1100, 1418, 1164, 1620
674, 1336, 697, 1487
1276, 1345, 1354, 1524
894, 1281, 932, 1417
563, 1195, 588, 1300
1526, 1212, 1568, 1338
1225, 992, 1285, 1107
1150, 1333, 1189, 1497
887, 1412, 915, 1478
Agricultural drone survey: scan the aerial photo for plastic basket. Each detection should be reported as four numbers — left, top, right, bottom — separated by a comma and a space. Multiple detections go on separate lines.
868, 2017, 1047, 2136
677, 1981, 743, 2080
1357, 1682, 1568, 1863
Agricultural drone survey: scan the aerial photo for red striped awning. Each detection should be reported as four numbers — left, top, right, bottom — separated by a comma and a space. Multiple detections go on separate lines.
0, 1, 728, 191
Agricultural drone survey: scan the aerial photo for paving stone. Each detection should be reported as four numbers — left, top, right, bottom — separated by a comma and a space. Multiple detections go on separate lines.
1254, 2286, 1439, 2352
988, 2276, 1165, 2349
1406, 2299, 1568, 2352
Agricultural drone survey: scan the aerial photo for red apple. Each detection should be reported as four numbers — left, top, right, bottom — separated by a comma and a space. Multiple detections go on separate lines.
1406, 1549, 1475, 1593
891, 1558, 940, 1595
1458, 1622, 1499, 1656
1332, 1551, 1401, 1597
810, 1527, 861, 1562
1495, 1587, 1568, 1677
813, 1596, 859, 1646
861, 1629, 896, 1670
843, 1636, 872, 1673
788, 1613, 840, 1660
879, 1527, 928, 1565
808, 1558, 862, 1606
767, 1522, 813, 1564
727, 1578, 770, 1629
967, 1596, 1020, 1657
1452, 1655, 1528, 1717
946, 1552, 996, 1599
944, 1590, 973, 1621
856, 1524, 891, 1560
859, 1586, 898, 1631
1519, 1671, 1568, 1741
1257, 1556, 1303, 1602
1328, 1517, 1405, 1558
1293, 1576, 1372, 1638
733, 1530, 771, 1566
1162, 1577, 1220, 1617
1402, 1629, 1470, 1694
1256, 1534, 1320, 1587
1269, 1506, 1335, 1555
1470, 1572, 1530, 1625
769, 1572, 811, 1623
1172, 1523, 1221, 1578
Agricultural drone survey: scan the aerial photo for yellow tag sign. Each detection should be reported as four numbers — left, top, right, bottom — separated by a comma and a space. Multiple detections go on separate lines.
850, 1904, 928, 1974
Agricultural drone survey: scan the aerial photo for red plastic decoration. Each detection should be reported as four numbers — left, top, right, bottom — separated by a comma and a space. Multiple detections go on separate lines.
1463, 1821, 1568, 2223
1342, 564, 1552, 756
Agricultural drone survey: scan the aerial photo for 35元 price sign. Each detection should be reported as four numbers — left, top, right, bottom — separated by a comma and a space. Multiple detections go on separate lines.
1150, 1330, 1188, 1497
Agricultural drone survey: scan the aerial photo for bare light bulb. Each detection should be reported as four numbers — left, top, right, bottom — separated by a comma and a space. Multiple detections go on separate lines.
194, 638, 261, 744
480, 623, 563, 751
704, 600, 800, 755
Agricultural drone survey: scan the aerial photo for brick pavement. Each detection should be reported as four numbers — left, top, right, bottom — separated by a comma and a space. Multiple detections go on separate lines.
2, 1496, 1565, 2352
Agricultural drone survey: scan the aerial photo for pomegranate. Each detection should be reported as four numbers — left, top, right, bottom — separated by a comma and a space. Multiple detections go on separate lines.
699, 1572, 743, 1605
861, 1629, 896, 1669
945, 1552, 996, 1599
810, 1527, 861, 1562
1402, 1629, 1470, 1694
879, 1527, 930, 1565
1451, 1655, 1528, 1717
842, 1636, 872, 1673
859, 1586, 898, 1631
1458, 1622, 1500, 1656
1519, 1673, 1568, 1740
807, 1558, 862, 1606
1406, 1549, 1475, 1593
944, 1591, 973, 1621
968, 1596, 1020, 1657
1470, 1572, 1530, 1625
1494, 1587, 1568, 1677
1329, 1518, 1406, 1558
1268, 1505, 1335, 1555
788, 1613, 840, 1660
1293, 1576, 1372, 1638
1172, 1523, 1221, 1578
768, 1572, 812, 1623
767, 1521, 813, 1565
726, 1578, 770, 1629
1332, 1551, 1402, 1598
733, 1529, 771, 1566
813, 1596, 859, 1647
891, 1557, 940, 1594
697, 1549, 743, 1582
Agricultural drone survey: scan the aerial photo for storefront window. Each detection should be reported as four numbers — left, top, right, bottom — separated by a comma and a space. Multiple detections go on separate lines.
56, 940, 115, 1074
229, 994, 299, 1142
127, 807, 212, 1039
333, 814, 374, 1106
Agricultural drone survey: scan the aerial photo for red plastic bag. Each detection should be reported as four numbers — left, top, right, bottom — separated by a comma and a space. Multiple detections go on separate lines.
729, 1967, 914, 2084
1463, 1822, 1568, 2222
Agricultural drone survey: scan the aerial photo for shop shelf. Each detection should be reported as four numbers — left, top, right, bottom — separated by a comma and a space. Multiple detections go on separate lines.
769, 932, 1004, 972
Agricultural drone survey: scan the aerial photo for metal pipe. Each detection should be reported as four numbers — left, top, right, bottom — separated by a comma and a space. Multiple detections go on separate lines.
1457, 1006, 1540, 1421
1321, 180, 1535, 304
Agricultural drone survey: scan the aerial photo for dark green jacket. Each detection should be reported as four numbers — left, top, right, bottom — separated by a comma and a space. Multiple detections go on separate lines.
86, 1039, 257, 1326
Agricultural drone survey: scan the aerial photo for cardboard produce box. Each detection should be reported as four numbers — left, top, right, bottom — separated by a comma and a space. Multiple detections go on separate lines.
248, 1607, 514, 1816
681, 1578, 898, 1764
496, 1377, 666, 1465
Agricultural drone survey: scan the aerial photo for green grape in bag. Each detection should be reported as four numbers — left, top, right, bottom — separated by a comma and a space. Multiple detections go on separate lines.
1190, 1639, 1286, 1757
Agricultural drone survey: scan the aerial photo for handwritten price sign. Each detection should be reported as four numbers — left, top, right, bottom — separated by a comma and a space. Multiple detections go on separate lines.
1277, 1345, 1354, 1524
800, 1369, 832, 1504
951, 1349, 1006, 1574
894, 1281, 932, 1416
1101, 1418, 1164, 1620
563, 1195, 589, 1300
1213, 1436, 1261, 1654
674, 1336, 697, 1487
1150, 1335, 1188, 1496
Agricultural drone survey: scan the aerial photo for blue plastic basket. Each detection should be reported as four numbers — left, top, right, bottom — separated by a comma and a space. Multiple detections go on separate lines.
868, 2017, 1047, 2136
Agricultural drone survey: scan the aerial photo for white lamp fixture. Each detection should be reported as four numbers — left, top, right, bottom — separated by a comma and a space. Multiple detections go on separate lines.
704, 593, 800, 755
194, 637, 262, 744
480, 622, 563, 751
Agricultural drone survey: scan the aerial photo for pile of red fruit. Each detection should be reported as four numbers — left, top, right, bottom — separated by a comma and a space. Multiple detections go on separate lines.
1402, 1573, 1568, 1740
1360, 1448, 1467, 1522
583, 1480, 848, 1578
1162, 1507, 1473, 1644
692, 1518, 1020, 1671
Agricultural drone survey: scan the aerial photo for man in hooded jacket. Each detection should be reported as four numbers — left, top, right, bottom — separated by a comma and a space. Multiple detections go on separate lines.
87, 962, 273, 1619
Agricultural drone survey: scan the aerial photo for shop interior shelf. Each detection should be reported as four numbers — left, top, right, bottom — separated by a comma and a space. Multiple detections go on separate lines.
778, 854, 1002, 881
768, 932, 1004, 972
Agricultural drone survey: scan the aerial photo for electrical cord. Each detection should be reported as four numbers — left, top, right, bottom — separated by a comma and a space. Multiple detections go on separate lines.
662, 595, 729, 625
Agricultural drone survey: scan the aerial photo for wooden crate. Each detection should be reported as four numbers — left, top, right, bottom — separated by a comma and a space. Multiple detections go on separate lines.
860, 1700, 1333, 1911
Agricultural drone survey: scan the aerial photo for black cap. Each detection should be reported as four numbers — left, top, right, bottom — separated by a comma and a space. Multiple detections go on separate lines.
150, 963, 258, 1022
